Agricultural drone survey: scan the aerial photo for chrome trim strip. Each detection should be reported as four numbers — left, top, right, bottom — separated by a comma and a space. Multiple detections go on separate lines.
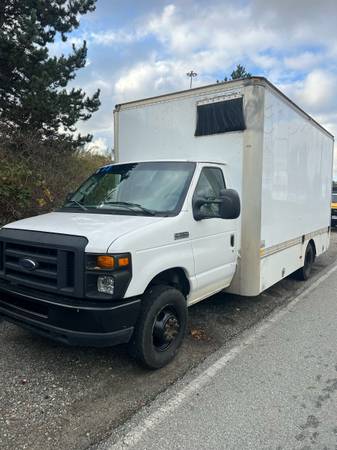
260, 227, 329, 259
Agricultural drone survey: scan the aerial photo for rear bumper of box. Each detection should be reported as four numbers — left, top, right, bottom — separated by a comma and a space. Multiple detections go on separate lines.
0, 283, 141, 347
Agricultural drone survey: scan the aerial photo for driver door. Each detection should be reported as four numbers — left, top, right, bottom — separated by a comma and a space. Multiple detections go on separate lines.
190, 166, 238, 300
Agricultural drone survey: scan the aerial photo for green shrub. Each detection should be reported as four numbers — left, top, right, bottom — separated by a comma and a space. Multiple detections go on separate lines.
0, 138, 110, 226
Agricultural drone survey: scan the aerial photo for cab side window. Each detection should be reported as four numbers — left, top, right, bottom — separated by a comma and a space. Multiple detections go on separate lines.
193, 167, 226, 218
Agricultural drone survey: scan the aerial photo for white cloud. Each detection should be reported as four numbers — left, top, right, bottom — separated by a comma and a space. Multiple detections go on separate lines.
111, 2, 337, 118
50, 1, 336, 174
112, 3, 279, 102
284, 52, 322, 71
145, 4, 203, 54
250, 0, 337, 44
114, 56, 189, 101
280, 70, 337, 115
85, 137, 110, 155
299, 70, 337, 114
84, 77, 113, 94
251, 54, 279, 70
90, 30, 139, 45
144, 3, 278, 58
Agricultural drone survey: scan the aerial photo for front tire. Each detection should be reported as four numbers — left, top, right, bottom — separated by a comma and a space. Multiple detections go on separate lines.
128, 285, 187, 369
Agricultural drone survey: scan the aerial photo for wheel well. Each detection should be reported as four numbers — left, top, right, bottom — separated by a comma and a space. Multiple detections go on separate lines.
147, 268, 190, 297
308, 239, 316, 258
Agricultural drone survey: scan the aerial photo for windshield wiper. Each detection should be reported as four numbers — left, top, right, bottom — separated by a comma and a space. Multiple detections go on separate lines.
65, 199, 88, 211
102, 201, 156, 216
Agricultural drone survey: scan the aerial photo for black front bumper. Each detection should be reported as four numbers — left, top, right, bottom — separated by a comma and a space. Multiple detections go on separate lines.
0, 283, 141, 347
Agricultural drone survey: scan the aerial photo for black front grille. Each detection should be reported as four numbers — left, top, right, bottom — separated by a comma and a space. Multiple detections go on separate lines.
0, 229, 87, 297
4, 242, 70, 290
4, 242, 58, 288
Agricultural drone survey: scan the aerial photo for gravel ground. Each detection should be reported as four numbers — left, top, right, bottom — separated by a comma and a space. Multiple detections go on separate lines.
0, 232, 336, 450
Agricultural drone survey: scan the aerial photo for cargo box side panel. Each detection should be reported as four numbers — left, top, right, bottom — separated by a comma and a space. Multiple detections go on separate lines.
116, 87, 244, 195
260, 87, 333, 291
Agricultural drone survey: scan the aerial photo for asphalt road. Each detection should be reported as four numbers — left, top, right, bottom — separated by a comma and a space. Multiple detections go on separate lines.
1, 232, 337, 450
109, 251, 337, 450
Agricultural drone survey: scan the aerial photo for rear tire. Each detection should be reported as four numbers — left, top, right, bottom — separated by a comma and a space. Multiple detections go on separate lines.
296, 242, 315, 281
128, 285, 187, 369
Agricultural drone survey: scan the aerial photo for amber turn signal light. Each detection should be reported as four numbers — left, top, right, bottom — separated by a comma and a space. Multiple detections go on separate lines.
96, 255, 115, 269
118, 256, 130, 267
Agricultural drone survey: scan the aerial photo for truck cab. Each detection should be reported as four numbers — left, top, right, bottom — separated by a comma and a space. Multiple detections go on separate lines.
0, 160, 240, 369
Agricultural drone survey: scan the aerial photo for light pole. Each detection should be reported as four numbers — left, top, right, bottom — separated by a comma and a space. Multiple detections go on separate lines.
186, 70, 197, 89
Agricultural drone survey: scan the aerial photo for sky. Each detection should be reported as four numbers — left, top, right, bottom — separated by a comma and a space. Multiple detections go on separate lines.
51, 0, 337, 172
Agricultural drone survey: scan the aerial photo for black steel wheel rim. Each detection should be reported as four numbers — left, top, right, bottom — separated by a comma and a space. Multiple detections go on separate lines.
152, 306, 180, 352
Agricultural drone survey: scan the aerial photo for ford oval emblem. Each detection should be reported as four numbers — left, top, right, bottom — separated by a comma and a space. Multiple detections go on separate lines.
20, 258, 38, 271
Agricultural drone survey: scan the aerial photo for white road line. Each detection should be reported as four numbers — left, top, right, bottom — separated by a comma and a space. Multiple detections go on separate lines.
107, 262, 337, 450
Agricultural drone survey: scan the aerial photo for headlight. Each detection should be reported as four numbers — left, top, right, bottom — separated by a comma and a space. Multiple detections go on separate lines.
97, 275, 115, 294
85, 253, 132, 300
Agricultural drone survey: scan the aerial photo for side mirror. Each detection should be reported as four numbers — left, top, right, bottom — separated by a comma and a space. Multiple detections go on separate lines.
193, 189, 241, 221
219, 189, 241, 219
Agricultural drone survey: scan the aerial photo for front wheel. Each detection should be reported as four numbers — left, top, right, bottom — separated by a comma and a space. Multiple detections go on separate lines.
296, 242, 315, 281
128, 285, 187, 369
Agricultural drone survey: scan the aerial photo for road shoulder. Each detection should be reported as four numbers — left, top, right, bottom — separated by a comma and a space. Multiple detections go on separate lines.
100, 261, 337, 449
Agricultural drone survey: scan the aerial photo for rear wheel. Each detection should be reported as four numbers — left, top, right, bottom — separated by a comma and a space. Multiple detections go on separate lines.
128, 285, 187, 369
296, 242, 315, 281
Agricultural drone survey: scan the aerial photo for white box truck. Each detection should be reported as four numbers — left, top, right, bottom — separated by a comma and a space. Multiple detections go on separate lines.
0, 77, 334, 368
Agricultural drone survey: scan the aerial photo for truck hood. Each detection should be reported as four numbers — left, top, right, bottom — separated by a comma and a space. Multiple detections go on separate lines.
3, 212, 164, 253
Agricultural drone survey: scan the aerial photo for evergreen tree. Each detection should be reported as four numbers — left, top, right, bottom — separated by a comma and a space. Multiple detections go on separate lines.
230, 64, 252, 80
217, 64, 252, 83
0, 0, 100, 148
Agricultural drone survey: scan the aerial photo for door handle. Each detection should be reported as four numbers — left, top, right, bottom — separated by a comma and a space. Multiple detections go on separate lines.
230, 234, 235, 247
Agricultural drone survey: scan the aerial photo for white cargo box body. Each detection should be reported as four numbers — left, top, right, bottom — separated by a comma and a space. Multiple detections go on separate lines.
114, 77, 334, 296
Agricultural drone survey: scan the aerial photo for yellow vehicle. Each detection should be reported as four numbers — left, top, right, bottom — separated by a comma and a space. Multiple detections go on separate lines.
331, 192, 337, 227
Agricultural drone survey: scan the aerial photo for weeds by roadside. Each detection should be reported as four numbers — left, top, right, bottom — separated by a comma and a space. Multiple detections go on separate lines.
0, 131, 110, 226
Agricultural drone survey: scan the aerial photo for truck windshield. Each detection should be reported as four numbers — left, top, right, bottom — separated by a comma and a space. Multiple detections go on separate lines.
62, 161, 196, 216
332, 194, 337, 203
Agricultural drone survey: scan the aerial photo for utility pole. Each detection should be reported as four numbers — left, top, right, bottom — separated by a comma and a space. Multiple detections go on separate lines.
186, 70, 197, 89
